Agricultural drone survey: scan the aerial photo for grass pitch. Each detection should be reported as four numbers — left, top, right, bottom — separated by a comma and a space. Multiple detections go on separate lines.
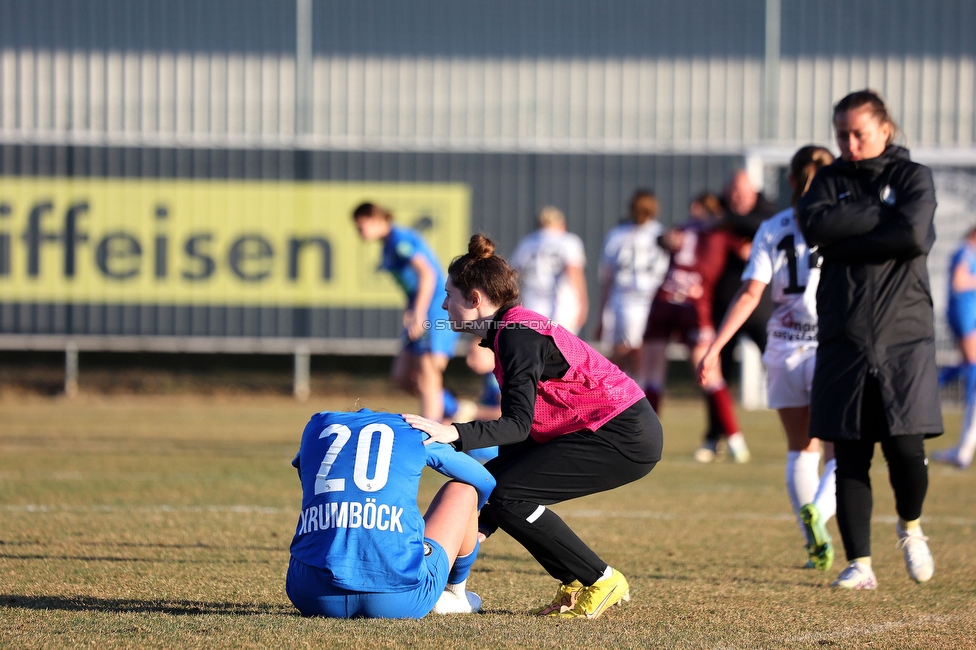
1, 393, 974, 649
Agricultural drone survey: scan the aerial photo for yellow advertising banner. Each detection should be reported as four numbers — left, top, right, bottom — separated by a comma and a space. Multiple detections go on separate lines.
0, 177, 470, 307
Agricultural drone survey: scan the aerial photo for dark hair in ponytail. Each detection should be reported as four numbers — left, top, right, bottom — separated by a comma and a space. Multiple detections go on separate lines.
789, 145, 834, 207
448, 234, 520, 305
833, 90, 899, 146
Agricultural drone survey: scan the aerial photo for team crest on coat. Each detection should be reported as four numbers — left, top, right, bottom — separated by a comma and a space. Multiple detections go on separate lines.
880, 184, 896, 206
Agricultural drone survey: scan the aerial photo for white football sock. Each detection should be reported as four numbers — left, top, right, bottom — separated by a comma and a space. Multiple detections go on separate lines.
446, 579, 467, 597
813, 457, 837, 522
786, 451, 820, 512
958, 397, 976, 466
786, 451, 821, 542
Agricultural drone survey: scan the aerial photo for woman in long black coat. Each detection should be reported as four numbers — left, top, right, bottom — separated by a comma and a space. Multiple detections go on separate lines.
797, 90, 943, 590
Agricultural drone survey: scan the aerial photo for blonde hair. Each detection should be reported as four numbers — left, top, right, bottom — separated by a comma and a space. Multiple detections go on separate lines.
789, 146, 835, 206
537, 206, 565, 229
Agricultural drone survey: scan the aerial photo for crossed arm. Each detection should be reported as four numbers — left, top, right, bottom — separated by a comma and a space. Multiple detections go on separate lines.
797, 167, 936, 265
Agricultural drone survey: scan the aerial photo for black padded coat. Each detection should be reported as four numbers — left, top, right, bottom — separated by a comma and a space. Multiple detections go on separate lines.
796, 145, 944, 441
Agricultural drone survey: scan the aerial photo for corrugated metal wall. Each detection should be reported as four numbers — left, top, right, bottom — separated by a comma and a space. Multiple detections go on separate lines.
0, 0, 298, 145
777, 0, 976, 147
307, 0, 766, 152
2, 0, 975, 151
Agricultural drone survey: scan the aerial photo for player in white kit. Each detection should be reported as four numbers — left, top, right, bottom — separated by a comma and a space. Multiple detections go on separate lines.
595, 190, 671, 377
698, 146, 837, 571
509, 206, 588, 334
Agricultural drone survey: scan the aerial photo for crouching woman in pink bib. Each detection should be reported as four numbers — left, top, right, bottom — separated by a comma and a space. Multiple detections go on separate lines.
403, 234, 663, 620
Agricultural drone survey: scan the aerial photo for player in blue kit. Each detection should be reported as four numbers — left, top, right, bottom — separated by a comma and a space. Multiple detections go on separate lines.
286, 408, 495, 618
353, 203, 461, 422
933, 225, 976, 469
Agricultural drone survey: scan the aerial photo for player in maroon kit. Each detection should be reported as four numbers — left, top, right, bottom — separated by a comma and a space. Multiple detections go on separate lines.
641, 193, 752, 463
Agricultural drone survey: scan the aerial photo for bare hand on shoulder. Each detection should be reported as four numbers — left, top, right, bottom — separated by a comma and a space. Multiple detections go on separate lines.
402, 413, 460, 445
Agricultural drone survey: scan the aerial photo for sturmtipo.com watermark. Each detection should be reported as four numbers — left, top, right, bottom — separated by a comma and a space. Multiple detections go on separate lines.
421, 319, 557, 331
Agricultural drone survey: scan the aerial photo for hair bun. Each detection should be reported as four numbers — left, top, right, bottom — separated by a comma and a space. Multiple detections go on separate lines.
468, 234, 496, 259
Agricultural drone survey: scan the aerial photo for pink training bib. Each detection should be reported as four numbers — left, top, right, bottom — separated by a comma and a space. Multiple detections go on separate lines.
494, 305, 645, 443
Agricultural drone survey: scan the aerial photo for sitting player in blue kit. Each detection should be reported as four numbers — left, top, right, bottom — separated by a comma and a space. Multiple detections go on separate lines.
286, 408, 495, 618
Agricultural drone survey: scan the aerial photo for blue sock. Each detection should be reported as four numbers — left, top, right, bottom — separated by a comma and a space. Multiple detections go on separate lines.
965, 363, 976, 399
442, 389, 458, 419
939, 365, 962, 386
448, 539, 480, 585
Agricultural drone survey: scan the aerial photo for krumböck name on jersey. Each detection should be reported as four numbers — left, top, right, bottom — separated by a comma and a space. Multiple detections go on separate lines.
298, 498, 403, 535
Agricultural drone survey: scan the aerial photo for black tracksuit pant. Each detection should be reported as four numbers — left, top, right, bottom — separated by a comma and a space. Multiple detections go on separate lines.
834, 376, 929, 561
478, 399, 663, 586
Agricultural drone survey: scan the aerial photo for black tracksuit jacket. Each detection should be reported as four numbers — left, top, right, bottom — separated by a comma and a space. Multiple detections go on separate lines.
796, 145, 943, 440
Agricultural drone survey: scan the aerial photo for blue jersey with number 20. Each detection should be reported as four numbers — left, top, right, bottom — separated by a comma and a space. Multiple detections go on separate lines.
289, 409, 494, 593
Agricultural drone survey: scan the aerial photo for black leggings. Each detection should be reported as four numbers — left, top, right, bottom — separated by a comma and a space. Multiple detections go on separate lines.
834, 377, 929, 561
479, 399, 662, 586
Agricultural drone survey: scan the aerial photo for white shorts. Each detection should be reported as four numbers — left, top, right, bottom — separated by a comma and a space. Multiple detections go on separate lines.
601, 294, 651, 349
763, 345, 816, 410
522, 294, 582, 335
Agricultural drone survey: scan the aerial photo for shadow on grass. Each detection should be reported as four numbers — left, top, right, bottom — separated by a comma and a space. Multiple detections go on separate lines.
478, 607, 529, 616
635, 568, 830, 590
0, 553, 269, 564
0, 594, 298, 616
93, 540, 286, 552
0, 539, 286, 553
